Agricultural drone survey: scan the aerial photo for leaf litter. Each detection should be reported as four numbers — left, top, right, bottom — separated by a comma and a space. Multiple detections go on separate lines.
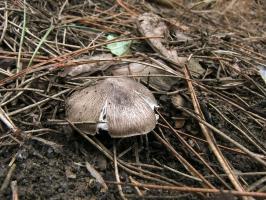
0, 0, 266, 199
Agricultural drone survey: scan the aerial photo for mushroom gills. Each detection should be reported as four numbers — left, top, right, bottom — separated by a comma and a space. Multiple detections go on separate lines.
97, 100, 108, 132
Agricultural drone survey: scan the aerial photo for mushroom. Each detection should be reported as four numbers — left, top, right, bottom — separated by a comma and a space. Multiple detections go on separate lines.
66, 77, 158, 138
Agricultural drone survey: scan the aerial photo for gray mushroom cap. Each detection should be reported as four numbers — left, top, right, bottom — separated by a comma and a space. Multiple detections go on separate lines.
66, 77, 158, 138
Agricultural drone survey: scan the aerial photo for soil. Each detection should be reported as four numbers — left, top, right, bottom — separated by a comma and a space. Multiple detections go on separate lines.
0, 0, 266, 200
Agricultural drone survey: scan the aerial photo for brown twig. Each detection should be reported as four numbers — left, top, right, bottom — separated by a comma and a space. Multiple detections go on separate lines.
183, 64, 247, 196
106, 181, 266, 198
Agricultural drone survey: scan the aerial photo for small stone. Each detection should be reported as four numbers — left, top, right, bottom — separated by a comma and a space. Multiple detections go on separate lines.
95, 155, 107, 171
174, 119, 185, 129
17, 149, 29, 161
65, 167, 76, 179
171, 94, 185, 109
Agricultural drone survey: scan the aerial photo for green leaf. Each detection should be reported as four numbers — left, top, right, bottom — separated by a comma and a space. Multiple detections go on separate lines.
106, 34, 132, 56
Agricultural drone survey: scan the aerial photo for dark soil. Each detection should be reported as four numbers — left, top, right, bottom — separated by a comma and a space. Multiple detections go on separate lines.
0, 0, 266, 199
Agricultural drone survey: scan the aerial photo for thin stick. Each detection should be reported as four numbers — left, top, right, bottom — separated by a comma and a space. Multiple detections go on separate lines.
157, 111, 231, 189
0, 1, 8, 44
153, 131, 215, 189
16, 0, 27, 72
113, 141, 127, 200
183, 64, 247, 196
0, 164, 16, 192
106, 181, 266, 198
129, 176, 143, 197
179, 107, 266, 167
11, 180, 19, 200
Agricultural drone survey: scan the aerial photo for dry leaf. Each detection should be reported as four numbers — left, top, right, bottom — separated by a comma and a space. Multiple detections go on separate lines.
175, 119, 186, 129
171, 94, 185, 109
175, 31, 192, 42
137, 13, 205, 77
59, 53, 113, 77
111, 62, 178, 91
178, 57, 205, 77
85, 162, 108, 193
137, 13, 182, 64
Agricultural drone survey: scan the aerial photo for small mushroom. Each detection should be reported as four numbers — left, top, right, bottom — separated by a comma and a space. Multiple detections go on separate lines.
66, 77, 158, 138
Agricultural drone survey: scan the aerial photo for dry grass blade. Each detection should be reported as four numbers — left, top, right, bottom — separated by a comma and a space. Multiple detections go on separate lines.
157, 111, 231, 189
183, 64, 247, 196
16, 0, 27, 72
107, 181, 266, 198
113, 142, 127, 200
0, 107, 19, 133
28, 25, 54, 67
0, 164, 16, 192
153, 131, 215, 189
179, 107, 266, 167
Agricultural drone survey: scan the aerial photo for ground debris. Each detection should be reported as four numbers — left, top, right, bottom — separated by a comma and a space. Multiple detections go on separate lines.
0, 0, 265, 199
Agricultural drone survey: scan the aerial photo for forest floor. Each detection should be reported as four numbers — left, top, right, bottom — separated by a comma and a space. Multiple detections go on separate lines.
0, 0, 266, 199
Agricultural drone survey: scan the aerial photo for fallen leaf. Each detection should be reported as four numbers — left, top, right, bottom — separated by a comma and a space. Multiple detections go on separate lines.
106, 34, 132, 56
86, 162, 108, 192
178, 57, 205, 77
59, 53, 113, 77
111, 62, 178, 91
174, 119, 186, 129
171, 94, 185, 109
137, 13, 182, 64
137, 13, 205, 77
